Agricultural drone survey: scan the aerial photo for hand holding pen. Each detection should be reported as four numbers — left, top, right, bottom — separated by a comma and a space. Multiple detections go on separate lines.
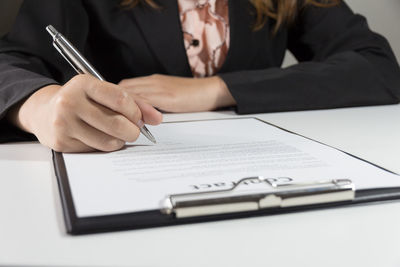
38, 25, 161, 152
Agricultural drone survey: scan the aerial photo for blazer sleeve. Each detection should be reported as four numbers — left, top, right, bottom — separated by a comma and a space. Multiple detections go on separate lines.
219, 2, 400, 114
0, 0, 89, 142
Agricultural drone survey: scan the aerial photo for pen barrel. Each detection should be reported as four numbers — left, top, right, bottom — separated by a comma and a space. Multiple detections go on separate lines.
51, 31, 104, 80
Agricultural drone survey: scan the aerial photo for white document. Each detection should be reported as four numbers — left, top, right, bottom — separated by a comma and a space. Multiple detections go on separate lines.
62, 118, 400, 217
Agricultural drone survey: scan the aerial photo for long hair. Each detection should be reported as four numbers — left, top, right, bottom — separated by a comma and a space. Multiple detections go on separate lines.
120, 0, 340, 32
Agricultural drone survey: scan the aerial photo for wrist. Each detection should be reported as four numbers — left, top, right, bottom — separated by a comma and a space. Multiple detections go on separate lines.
212, 76, 236, 109
8, 85, 61, 134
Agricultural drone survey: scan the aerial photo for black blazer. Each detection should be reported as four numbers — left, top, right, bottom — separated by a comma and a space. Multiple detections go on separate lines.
1, 0, 400, 142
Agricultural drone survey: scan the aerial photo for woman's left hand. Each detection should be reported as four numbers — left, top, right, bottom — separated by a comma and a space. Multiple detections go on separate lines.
118, 74, 236, 113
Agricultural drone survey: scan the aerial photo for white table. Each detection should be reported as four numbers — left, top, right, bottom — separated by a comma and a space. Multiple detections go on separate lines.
1, 105, 400, 267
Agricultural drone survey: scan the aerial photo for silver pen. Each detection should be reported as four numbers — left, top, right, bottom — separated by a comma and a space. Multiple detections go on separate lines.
46, 25, 156, 144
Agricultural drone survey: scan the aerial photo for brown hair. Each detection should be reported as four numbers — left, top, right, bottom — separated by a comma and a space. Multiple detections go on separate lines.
120, 0, 340, 32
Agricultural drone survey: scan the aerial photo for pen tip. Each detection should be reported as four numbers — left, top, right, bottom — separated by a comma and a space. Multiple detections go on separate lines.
149, 134, 157, 144
140, 126, 157, 144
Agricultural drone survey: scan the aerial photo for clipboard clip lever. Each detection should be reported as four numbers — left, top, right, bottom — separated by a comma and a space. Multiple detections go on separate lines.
161, 177, 355, 218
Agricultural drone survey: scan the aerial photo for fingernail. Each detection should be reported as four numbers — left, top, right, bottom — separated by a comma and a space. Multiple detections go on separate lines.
137, 119, 144, 128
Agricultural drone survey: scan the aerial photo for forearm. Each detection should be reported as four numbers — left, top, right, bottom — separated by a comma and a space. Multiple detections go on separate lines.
211, 2, 394, 114
0, 55, 59, 142
219, 4, 400, 114
0, 0, 92, 143
219, 50, 400, 114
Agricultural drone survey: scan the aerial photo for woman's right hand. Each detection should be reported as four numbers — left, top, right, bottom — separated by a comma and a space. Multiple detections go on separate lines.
8, 74, 162, 152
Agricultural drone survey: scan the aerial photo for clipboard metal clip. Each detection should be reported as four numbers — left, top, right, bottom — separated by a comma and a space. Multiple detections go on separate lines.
161, 177, 355, 218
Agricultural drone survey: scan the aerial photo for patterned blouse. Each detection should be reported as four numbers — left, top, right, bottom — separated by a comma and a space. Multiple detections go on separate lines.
178, 0, 230, 77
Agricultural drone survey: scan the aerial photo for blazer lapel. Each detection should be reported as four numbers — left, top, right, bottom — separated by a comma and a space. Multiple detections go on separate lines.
130, 0, 192, 77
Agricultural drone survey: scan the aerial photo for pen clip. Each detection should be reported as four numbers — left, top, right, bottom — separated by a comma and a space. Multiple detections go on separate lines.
47, 25, 104, 80
53, 41, 84, 75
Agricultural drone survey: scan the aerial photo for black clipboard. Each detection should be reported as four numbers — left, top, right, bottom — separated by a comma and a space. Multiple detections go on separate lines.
52, 118, 400, 235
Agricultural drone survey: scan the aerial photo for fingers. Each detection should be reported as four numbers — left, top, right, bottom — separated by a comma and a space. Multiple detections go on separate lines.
77, 99, 141, 142
119, 75, 164, 125
48, 109, 129, 153
80, 75, 162, 127
120, 79, 175, 112
135, 99, 163, 125
72, 119, 125, 152
119, 74, 200, 113
70, 75, 143, 125
46, 74, 161, 152
46, 75, 147, 152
